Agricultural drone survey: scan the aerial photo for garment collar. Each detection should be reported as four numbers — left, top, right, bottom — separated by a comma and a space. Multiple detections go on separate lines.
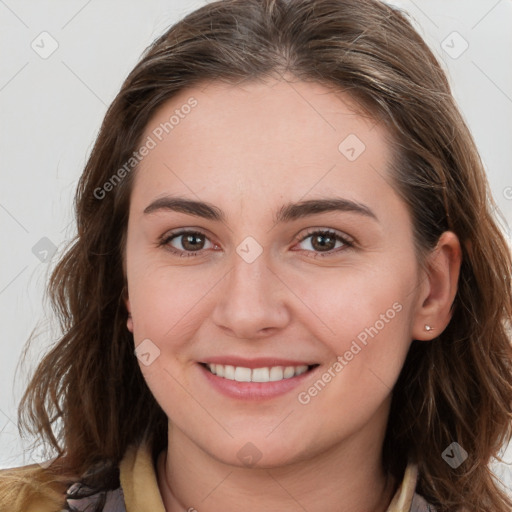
119, 441, 419, 512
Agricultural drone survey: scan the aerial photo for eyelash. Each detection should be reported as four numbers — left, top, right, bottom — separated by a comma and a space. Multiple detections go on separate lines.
157, 228, 354, 259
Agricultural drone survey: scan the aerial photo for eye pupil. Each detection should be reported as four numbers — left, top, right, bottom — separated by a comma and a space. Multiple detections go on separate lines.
311, 233, 335, 251
182, 233, 204, 251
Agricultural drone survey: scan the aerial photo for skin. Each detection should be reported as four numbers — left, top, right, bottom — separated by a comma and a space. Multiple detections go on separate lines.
124, 76, 461, 512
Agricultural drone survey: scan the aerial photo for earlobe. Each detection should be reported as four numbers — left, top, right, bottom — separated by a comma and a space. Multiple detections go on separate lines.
123, 285, 134, 333
126, 310, 134, 333
412, 231, 462, 340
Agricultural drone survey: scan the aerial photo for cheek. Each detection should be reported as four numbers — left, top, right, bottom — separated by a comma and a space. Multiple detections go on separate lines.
126, 262, 206, 411
293, 263, 415, 406
127, 258, 216, 342
295, 262, 414, 348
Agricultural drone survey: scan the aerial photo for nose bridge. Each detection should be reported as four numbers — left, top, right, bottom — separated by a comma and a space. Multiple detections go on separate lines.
226, 244, 275, 308
211, 240, 289, 337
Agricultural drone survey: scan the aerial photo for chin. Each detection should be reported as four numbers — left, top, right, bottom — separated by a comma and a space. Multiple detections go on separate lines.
203, 434, 311, 470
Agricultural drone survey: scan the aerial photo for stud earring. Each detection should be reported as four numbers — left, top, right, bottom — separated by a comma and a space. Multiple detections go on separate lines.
425, 324, 433, 332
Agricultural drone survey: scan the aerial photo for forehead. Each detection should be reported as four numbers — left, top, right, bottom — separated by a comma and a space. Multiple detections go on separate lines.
131, 78, 398, 219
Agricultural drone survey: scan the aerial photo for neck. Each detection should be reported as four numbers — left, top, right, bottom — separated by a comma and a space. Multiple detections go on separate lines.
157, 407, 396, 512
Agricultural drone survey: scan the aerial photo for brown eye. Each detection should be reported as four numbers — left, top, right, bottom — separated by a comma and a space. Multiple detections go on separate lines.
294, 229, 353, 258
159, 230, 214, 257
177, 232, 206, 251
309, 232, 337, 251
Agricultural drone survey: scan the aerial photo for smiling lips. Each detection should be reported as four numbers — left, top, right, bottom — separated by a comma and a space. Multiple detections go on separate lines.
198, 356, 320, 401
205, 363, 311, 383
199, 356, 319, 397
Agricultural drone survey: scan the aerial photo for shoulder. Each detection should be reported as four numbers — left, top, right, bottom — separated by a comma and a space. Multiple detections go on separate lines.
65, 481, 126, 511
0, 461, 126, 512
0, 462, 69, 512
388, 461, 439, 512
410, 491, 438, 512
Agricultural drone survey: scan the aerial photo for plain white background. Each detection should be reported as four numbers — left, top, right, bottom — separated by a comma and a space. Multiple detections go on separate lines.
1, 0, 511, 495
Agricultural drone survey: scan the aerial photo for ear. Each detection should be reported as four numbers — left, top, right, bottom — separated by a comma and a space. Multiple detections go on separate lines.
412, 231, 462, 340
123, 284, 134, 333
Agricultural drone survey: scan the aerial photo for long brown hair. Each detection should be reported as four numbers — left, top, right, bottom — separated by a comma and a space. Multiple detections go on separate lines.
6, 0, 512, 510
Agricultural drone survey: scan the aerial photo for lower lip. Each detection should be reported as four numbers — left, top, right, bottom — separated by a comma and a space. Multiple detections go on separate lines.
198, 363, 318, 400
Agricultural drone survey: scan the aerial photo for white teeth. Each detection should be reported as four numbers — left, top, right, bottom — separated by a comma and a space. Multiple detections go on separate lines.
296, 365, 308, 376
283, 366, 295, 379
205, 363, 310, 382
234, 367, 251, 382
269, 366, 283, 381
224, 365, 235, 380
252, 367, 270, 382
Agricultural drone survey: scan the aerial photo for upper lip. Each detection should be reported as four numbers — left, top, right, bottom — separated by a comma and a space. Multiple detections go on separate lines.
200, 356, 317, 369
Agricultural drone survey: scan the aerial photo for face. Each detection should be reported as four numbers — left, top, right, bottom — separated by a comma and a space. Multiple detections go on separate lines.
124, 77, 424, 467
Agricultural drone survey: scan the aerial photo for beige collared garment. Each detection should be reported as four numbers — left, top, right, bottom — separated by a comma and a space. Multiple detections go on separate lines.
0, 439, 435, 511
119, 441, 434, 512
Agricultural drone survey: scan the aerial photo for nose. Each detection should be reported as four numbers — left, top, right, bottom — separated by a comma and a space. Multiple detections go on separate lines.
211, 251, 290, 339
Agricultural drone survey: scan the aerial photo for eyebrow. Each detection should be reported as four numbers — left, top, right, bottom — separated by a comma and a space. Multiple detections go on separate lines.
143, 196, 378, 223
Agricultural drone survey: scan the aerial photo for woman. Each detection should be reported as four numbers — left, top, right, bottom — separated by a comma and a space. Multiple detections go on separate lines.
1, 0, 511, 511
